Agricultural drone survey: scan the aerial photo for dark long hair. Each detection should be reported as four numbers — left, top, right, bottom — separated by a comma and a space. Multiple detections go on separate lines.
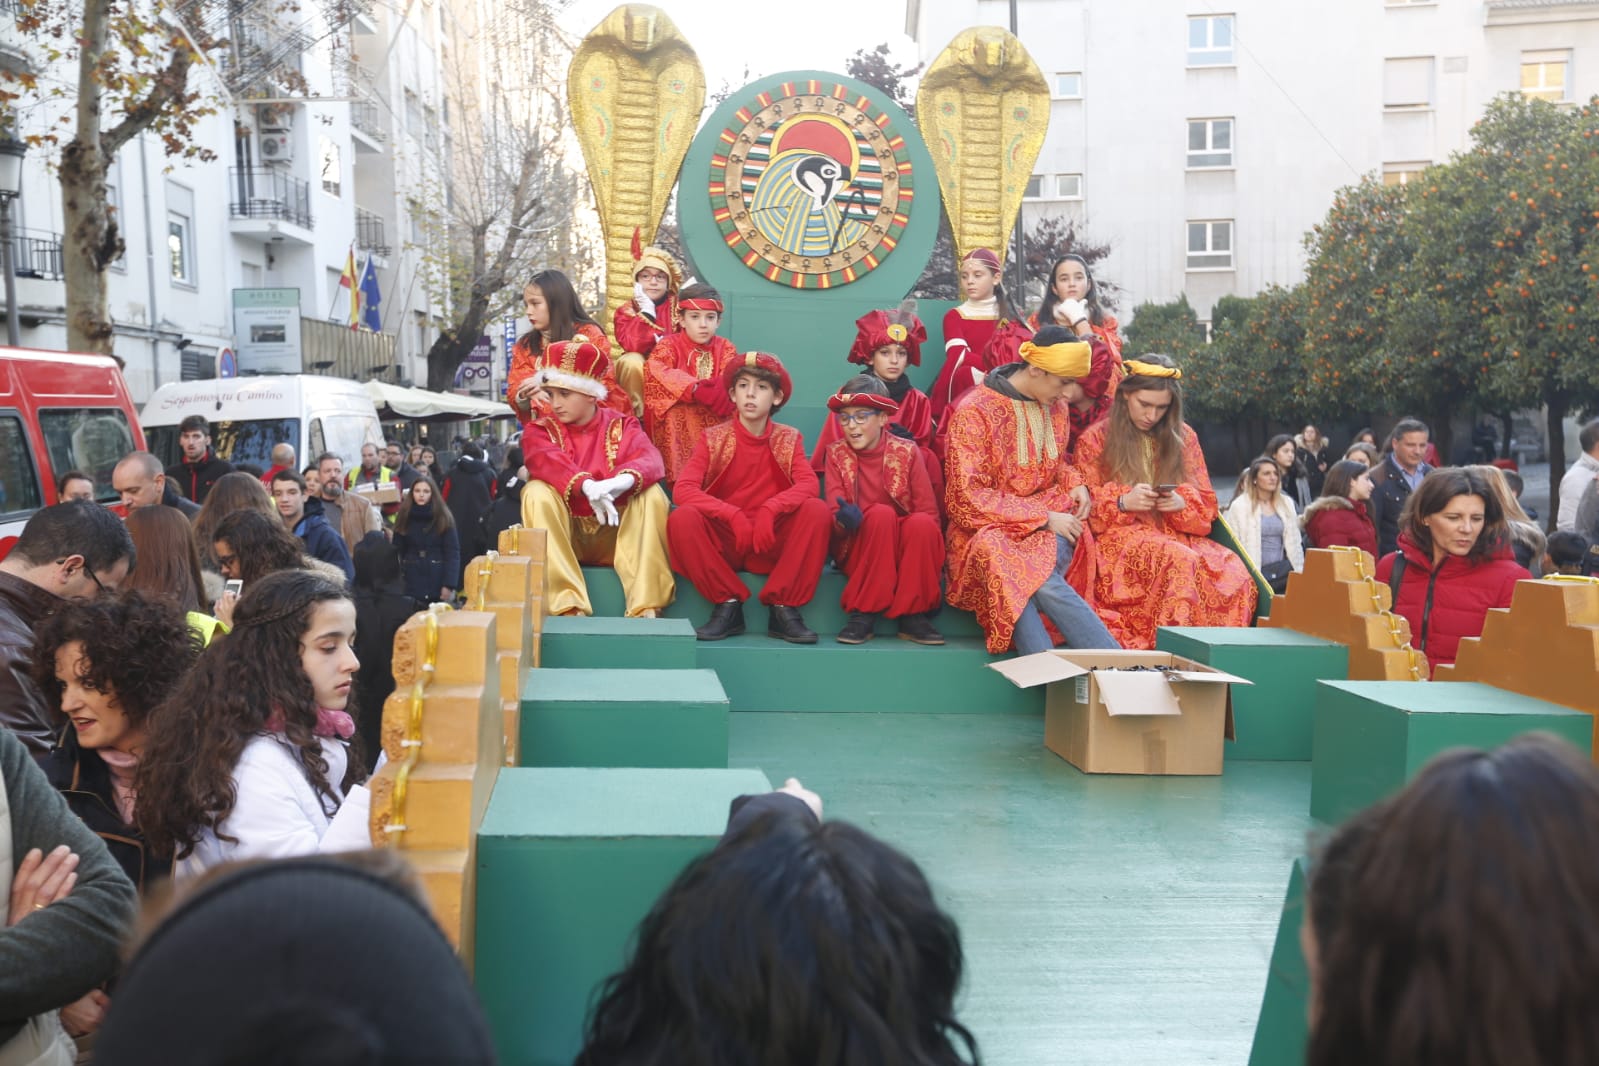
1099, 354, 1187, 487
578, 808, 978, 1066
31, 591, 201, 732
394, 476, 454, 538
1035, 253, 1106, 328
192, 471, 278, 569
212, 509, 309, 586
1266, 433, 1307, 478
126, 505, 211, 613
1399, 467, 1509, 564
1321, 459, 1370, 502
137, 570, 353, 859
527, 268, 598, 348
1306, 734, 1599, 1066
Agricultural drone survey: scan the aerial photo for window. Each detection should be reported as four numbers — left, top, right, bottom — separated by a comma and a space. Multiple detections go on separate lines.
1188, 118, 1234, 168
1024, 174, 1042, 199
1023, 174, 1084, 201
1055, 174, 1083, 200
1054, 72, 1083, 99
38, 408, 133, 502
1521, 50, 1569, 102
147, 419, 300, 470
319, 136, 341, 196
1383, 161, 1429, 185
166, 181, 195, 286
1187, 15, 1234, 67
1383, 57, 1434, 110
104, 161, 125, 271
0, 415, 45, 516
1187, 220, 1233, 270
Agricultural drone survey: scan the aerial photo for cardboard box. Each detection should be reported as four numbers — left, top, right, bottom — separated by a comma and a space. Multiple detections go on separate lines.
990, 650, 1250, 775
353, 481, 401, 505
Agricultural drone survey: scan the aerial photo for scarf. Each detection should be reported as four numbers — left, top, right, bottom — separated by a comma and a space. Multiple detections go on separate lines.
98, 747, 140, 824
955, 295, 998, 319
265, 706, 356, 740
878, 372, 912, 403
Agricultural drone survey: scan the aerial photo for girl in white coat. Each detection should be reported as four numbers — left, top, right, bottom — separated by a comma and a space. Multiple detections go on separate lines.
1224, 457, 1305, 591
137, 569, 373, 881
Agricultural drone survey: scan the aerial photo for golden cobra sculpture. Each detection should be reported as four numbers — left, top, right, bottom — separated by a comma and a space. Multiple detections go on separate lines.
567, 5, 705, 324
916, 27, 1049, 266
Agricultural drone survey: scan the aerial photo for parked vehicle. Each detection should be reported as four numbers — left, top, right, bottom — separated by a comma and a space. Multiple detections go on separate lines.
0, 347, 144, 552
142, 375, 383, 472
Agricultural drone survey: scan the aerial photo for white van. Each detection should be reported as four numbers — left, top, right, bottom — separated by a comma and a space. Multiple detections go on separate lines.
141, 375, 384, 472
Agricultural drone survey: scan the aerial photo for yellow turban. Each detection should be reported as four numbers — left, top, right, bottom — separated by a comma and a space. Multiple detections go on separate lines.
1124, 359, 1182, 380
1019, 340, 1091, 379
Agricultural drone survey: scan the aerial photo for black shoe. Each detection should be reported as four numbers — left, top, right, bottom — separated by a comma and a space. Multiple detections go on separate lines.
836, 612, 877, 644
767, 604, 819, 644
695, 600, 746, 641
897, 613, 946, 646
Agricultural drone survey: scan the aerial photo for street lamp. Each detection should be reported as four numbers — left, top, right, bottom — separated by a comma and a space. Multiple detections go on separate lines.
0, 135, 26, 348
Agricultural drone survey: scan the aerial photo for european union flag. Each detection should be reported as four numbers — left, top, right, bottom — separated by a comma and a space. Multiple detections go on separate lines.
358, 255, 383, 332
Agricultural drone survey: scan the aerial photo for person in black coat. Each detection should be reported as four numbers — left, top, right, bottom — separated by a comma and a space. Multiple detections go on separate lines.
392, 476, 460, 605
351, 534, 420, 772
443, 442, 497, 587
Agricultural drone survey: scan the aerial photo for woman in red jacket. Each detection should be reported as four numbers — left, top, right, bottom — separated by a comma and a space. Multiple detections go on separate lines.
1303, 460, 1378, 557
1374, 467, 1531, 676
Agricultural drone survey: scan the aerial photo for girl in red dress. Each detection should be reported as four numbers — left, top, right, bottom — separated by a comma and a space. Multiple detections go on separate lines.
929, 248, 1028, 421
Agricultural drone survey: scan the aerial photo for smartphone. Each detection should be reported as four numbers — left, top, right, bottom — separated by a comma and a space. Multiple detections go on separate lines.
1154, 484, 1180, 495
224, 579, 244, 597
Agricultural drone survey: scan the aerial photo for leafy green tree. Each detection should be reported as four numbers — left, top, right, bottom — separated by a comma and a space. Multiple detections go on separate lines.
1123, 294, 1206, 359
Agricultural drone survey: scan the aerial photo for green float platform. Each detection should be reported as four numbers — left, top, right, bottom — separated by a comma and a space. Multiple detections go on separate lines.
1247, 859, 1311, 1066
1157, 627, 1348, 761
1310, 680, 1593, 824
539, 615, 698, 671
519, 667, 729, 768
576, 566, 1041, 715
476, 767, 771, 1066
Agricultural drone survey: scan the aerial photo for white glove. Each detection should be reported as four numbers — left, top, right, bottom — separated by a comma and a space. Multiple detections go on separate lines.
591, 473, 637, 500
593, 495, 620, 526
1055, 298, 1088, 326
633, 282, 656, 321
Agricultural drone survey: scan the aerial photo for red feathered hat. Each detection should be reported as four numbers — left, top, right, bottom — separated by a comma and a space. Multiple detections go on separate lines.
826, 389, 898, 415
529, 340, 611, 402
847, 308, 927, 367
722, 352, 793, 408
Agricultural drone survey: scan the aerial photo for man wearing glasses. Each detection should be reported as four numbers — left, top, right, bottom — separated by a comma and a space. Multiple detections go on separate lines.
0, 501, 134, 753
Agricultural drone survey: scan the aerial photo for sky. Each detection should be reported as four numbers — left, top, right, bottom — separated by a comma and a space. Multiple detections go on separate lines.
556, 0, 921, 96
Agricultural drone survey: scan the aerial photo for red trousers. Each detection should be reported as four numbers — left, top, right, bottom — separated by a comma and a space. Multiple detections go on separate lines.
667, 498, 832, 606
834, 506, 944, 617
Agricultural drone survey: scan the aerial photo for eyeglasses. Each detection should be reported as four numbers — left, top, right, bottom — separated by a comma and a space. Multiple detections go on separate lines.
834, 411, 880, 426
60, 558, 109, 597
215, 552, 237, 571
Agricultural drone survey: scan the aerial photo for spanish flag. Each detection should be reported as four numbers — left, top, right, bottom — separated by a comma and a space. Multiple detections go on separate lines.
339, 246, 359, 330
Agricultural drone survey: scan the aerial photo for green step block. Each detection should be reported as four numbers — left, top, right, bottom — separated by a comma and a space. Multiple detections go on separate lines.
520, 668, 729, 768
1310, 680, 1594, 824
476, 767, 772, 1066
1157, 627, 1348, 761
695, 634, 1043, 714
579, 565, 987, 640
539, 615, 698, 671
1247, 859, 1311, 1066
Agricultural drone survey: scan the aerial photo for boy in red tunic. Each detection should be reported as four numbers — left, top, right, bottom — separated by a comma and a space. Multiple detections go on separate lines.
824, 375, 945, 646
519, 340, 675, 618
612, 233, 682, 418
667, 353, 832, 644
643, 282, 740, 485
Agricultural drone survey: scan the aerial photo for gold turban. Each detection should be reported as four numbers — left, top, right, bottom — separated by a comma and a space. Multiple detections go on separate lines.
1019, 340, 1091, 379
1124, 359, 1182, 380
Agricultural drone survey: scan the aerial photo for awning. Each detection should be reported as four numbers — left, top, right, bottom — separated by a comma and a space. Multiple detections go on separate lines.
364, 380, 517, 422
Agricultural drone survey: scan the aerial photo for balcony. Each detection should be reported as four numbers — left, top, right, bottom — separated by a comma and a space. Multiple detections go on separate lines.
10, 229, 63, 280
355, 206, 391, 257
1485, 0, 1599, 24
351, 99, 387, 150
228, 167, 315, 244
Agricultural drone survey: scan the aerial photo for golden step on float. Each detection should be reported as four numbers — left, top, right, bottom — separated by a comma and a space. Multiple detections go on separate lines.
1262, 546, 1427, 682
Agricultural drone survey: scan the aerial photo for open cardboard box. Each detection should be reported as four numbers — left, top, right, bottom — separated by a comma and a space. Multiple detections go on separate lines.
353, 481, 401, 505
990, 649, 1250, 776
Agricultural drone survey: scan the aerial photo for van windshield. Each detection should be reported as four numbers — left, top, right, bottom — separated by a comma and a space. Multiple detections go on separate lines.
146, 419, 300, 470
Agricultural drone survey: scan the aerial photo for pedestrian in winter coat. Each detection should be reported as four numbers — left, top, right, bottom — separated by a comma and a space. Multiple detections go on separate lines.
166, 415, 234, 504
315, 454, 383, 554
270, 470, 354, 583
1295, 424, 1332, 497
1303, 460, 1378, 557
443, 442, 496, 586
351, 534, 419, 772
1223, 457, 1304, 592
1374, 467, 1530, 676
1367, 418, 1433, 557
1265, 434, 1313, 509
392, 477, 460, 604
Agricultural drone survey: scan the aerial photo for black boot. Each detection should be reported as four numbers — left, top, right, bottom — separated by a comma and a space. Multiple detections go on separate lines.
897, 612, 946, 646
695, 600, 746, 641
767, 604, 818, 644
836, 612, 877, 645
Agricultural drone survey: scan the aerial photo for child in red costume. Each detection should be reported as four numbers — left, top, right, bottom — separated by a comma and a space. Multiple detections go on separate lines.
824, 375, 945, 646
1030, 254, 1123, 446
643, 282, 740, 484
508, 269, 630, 422
667, 353, 832, 644
612, 233, 682, 418
928, 247, 1031, 421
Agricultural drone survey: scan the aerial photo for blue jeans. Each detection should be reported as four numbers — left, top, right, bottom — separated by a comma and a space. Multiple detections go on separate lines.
1012, 534, 1120, 654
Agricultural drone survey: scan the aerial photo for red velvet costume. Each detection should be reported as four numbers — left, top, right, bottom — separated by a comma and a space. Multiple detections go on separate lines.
522, 407, 664, 517
930, 303, 1001, 421
613, 294, 678, 358
643, 331, 740, 482
667, 419, 832, 607
825, 434, 943, 618
507, 324, 631, 420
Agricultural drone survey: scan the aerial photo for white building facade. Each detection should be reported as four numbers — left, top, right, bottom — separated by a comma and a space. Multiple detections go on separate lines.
906, 0, 1599, 328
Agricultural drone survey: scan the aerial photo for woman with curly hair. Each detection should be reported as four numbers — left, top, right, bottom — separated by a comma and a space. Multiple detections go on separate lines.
136, 569, 372, 881
577, 781, 978, 1066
